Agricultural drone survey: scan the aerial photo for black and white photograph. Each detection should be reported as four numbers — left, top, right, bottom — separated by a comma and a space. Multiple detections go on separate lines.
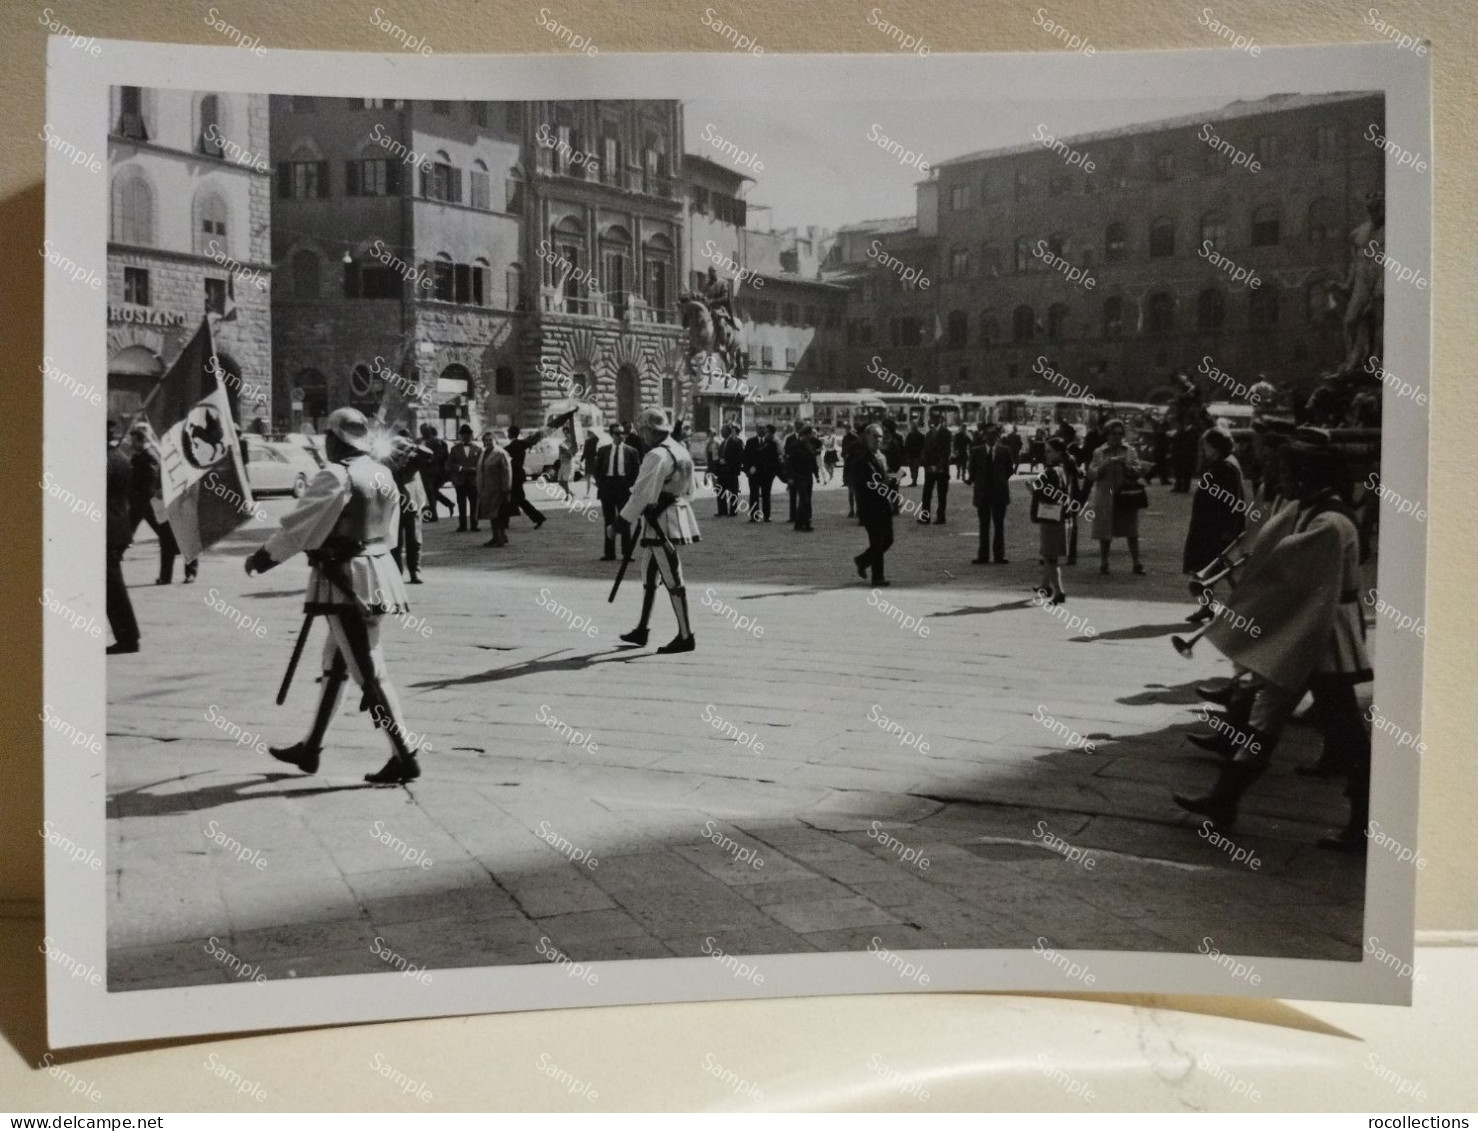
40, 36, 1430, 1046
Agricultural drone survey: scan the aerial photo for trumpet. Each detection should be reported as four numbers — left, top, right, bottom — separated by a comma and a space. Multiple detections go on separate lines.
1172, 536, 1249, 658
1186, 533, 1247, 600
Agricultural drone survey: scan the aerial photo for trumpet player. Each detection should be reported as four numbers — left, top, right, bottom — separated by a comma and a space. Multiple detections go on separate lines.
1173, 431, 1371, 845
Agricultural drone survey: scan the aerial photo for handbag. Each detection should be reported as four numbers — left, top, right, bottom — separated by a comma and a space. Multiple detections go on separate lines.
1114, 477, 1149, 513
1034, 498, 1064, 523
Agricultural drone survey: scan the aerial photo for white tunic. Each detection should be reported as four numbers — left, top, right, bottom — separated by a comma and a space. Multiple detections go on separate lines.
263, 455, 409, 615
620, 437, 702, 545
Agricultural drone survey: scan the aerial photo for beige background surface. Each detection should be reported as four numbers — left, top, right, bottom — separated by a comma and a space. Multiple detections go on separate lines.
1, 0, 1472, 1107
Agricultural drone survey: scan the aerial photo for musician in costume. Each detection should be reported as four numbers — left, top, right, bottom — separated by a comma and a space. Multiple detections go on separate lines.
612, 406, 701, 654
1173, 432, 1371, 843
243, 407, 423, 785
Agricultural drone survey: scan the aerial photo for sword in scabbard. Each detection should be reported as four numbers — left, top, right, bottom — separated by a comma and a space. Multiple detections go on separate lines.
607, 516, 644, 603
276, 613, 316, 705
275, 549, 375, 703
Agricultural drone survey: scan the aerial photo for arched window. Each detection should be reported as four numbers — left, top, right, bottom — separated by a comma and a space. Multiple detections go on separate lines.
422, 150, 460, 203
439, 363, 473, 410
1149, 217, 1176, 258
506, 164, 524, 214
1199, 211, 1228, 253
1105, 222, 1127, 262
1197, 287, 1226, 330
1103, 296, 1124, 338
1249, 284, 1280, 327
1146, 290, 1175, 334
1014, 236, 1032, 273
550, 216, 584, 301
1251, 203, 1280, 247
111, 170, 154, 246
600, 223, 634, 316
980, 245, 1001, 278
198, 94, 223, 156
978, 309, 1000, 345
471, 257, 490, 306
432, 252, 454, 301
947, 310, 968, 348
291, 249, 321, 298
470, 159, 491, 210
193, 190, 228, 255
506, 262, 525, 311
1012, 304, 1035, 343
1307, 197, 1340, 242
1046, 303, 1069, 342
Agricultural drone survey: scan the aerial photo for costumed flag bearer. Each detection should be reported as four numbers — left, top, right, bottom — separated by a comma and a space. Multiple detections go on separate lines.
612, 406, 702, 654
243, 407, 424, 785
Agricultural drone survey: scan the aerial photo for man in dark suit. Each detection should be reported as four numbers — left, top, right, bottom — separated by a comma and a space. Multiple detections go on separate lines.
417, 423, 454, 521
595, 424, 641, 560
716, 423, 745, 517
106, 423, 140, 655
782, 422, 800, 522
903, 421, 926, 486
503, 424, 549, 528
919, 419, 952, 525
446, 424, 482, 532
748, 424, 782, 522
850, 423, 895, 585
788, 423, 821, 532
970, 422, 1014, 564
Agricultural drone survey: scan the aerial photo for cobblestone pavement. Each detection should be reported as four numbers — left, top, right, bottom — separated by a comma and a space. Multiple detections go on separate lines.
105, 471, 1367, 989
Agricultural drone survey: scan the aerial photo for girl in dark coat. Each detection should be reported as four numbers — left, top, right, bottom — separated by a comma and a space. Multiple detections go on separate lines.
1183, 428, 1247, 622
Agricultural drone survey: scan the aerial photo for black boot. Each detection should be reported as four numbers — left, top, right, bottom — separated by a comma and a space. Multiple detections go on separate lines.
365, 752, 421, 784
621, 583, 657, 646
270, 660, 346, 774
1196, 680, 1243, 706
362, 684, 422, 784
657, 586, 695, 653
1187, 731, 1234, 756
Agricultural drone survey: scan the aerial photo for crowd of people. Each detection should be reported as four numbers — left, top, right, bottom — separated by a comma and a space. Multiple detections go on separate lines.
102, 369, 1375, 846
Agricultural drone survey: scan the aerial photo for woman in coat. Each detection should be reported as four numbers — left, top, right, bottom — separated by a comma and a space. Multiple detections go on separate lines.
476, 431, 512, 548
1086, 418, 1146, 576
1182, 428, 1247, 622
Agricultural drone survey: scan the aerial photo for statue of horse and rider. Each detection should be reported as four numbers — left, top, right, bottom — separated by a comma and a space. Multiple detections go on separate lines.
680, 266, 743, 381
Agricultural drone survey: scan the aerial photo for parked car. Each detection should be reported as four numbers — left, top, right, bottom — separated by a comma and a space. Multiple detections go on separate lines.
523, 399, 611, 481
242, 433, 320, 497
275, 431, 327, 468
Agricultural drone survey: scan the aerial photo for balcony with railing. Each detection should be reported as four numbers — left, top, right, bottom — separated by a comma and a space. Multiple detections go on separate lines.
533, 149, 679, 203
538, 288, 680, 326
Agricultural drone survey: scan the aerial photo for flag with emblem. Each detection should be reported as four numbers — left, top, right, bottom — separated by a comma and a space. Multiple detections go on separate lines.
142, 318, 256, 562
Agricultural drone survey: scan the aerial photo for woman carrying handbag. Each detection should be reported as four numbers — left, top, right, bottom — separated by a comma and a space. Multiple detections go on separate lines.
1087, 418, 1148, 576
1030, 437, 1072, 604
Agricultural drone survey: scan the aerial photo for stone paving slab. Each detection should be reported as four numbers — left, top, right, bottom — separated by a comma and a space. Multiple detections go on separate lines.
102, 480, 1369, 988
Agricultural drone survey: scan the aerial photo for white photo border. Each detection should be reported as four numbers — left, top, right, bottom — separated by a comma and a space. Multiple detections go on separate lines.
43, 37, 1430, 1048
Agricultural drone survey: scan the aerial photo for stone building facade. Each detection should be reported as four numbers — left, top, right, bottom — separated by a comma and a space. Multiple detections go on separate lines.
269, 98, 690, 435
106, 87, 273, 425
523, 99, 687, 428
828, 92, 1385, 402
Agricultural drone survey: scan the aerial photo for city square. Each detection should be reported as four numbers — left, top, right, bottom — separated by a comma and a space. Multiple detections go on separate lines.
105, 475, 1366, 988
98, 86, 1385, 991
